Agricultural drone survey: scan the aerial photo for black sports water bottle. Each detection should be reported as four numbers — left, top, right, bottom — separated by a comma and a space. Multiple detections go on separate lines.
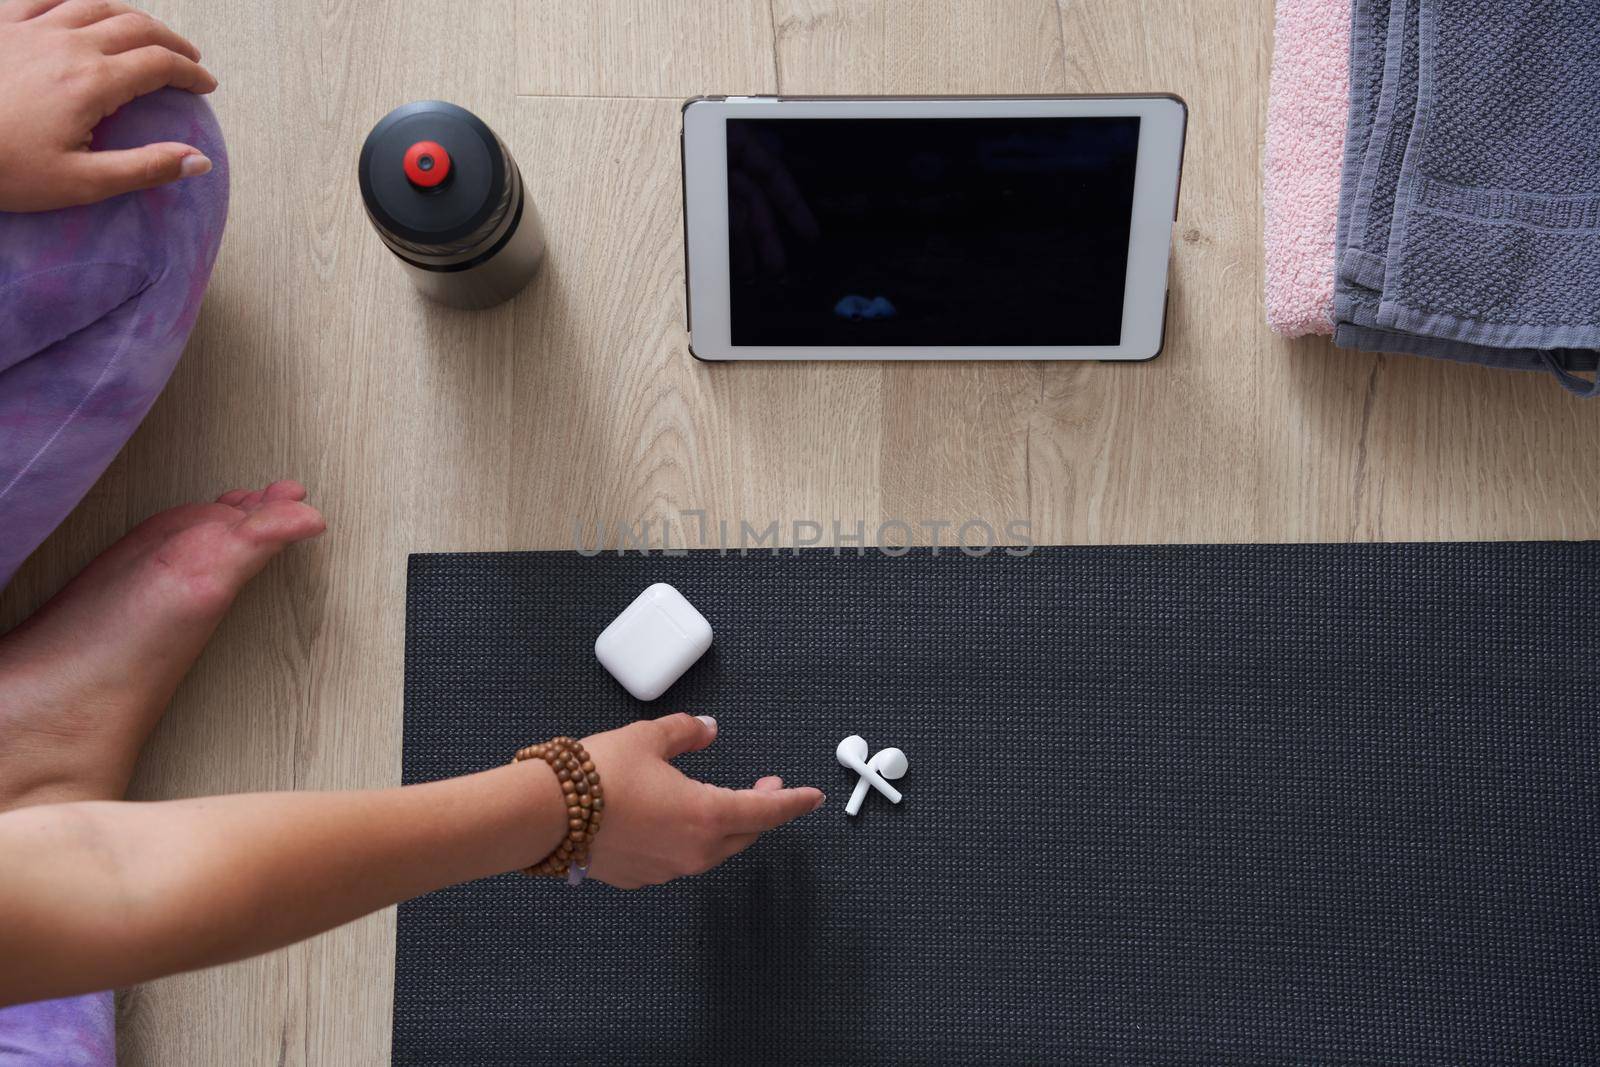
358, 100, 544, 310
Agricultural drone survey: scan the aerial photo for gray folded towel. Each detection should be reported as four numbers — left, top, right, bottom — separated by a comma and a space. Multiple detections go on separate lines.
1334, 0, 1389, 269
1334, 0, 1600, 394
1341, 0, 1415, 294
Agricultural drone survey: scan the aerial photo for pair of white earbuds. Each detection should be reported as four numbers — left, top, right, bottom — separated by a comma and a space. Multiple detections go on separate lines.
835, 735, 908, 816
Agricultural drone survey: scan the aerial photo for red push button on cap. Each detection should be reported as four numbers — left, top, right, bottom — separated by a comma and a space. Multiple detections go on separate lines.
403, 141, 451, 188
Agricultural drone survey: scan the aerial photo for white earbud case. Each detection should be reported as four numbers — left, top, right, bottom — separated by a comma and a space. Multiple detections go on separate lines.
594, 583, 713, 701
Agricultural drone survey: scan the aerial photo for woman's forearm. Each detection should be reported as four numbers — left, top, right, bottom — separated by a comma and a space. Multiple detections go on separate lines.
0, 714, 826, 1007
0, 760, 564, 1006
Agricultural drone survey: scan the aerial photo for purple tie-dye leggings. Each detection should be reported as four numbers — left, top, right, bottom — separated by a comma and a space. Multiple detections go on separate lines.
0, 87, 228, 589
0, 89, 227, 1066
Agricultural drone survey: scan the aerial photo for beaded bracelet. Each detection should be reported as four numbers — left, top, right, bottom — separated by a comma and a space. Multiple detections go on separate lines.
512, 736, 604, 882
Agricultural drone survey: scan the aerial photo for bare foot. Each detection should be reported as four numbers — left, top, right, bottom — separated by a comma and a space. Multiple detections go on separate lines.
0, 481, 325, 809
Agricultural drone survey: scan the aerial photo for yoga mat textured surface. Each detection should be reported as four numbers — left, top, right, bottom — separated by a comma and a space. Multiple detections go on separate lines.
396, 546, 1600, 1065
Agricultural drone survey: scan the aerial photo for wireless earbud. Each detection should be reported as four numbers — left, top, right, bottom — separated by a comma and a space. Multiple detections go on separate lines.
836, 734, 905, 814
845, 746, 908, 816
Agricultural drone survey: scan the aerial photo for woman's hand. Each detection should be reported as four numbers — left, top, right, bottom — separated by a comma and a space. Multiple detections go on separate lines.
581, 714, 825, 889
0, 0, 216, 212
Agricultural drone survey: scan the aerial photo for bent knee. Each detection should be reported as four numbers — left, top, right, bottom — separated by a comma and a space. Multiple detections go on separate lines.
94, 89, 230, 282
95, 88, 229, 191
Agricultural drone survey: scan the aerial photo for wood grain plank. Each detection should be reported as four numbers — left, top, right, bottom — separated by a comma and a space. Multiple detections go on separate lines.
771, 0, 1064, 545
517, 0, 777, 97
506, 97, 883, 553
506, 97, 710, 548
772, 0, 1066, 95
1257, 342, 1600, 541
108, 0, 314, 1058
1033, 0, 1264, 543
108, 0, 524, 1062
285, 3, 522, 1063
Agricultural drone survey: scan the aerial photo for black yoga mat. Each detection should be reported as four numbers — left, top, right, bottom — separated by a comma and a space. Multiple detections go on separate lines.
395, 545, 1600, 1065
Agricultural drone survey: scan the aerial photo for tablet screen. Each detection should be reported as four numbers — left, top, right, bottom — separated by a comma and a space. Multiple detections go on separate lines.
726, 116, 1141, 347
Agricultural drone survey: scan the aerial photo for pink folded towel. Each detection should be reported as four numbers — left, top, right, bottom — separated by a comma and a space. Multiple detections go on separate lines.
1263, 0, 1351, 337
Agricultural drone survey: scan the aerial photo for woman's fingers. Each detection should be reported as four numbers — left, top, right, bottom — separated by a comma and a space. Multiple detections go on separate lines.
717, 781, 783, 857
715, 779, 798, 858
38, 0, 126, 26
62, 140, 208, 205
237, 499, 327, 546
2, 0, 71, 21
650, 713, 717, 759
219, 481, 308, 510
88, 10, 198, 59
707, 784, 821, 867
260, 480, 309, 505
106, 44, 216, 103
718, 784, 825, 835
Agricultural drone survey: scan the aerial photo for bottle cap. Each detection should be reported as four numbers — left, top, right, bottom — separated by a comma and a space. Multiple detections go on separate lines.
402, 140, 451, 188
358, 100, 511, 262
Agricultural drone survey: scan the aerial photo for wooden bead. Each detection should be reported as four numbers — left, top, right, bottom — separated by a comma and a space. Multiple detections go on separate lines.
512, 735, 604, 878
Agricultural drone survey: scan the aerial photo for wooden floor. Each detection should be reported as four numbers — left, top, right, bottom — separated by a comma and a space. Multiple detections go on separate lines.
3, 0, 1598, 1062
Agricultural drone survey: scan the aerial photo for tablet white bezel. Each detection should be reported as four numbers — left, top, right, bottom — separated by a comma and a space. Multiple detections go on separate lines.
683, 95, 1186, 362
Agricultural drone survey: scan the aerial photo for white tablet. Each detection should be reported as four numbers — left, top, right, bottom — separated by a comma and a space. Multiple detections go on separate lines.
682, 95, 1187, 362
